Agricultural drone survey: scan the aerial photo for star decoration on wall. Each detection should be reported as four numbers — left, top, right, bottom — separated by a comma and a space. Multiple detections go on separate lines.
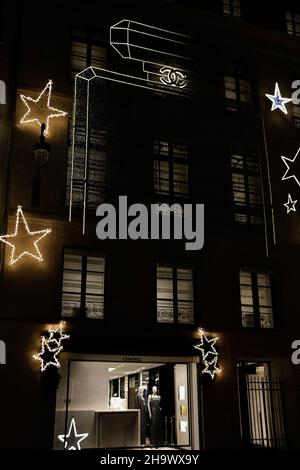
202, 356, 221, 379
20, 79, 67, 134
194, 329, 218, 361
194, 328, 221, 379
33, 336, 62, 372
281, 147, 300, 187
33, 323, 70, 372
265, 82, 292, 115
0, 206, 51, 265
58, 418, 89, 450
45, 322, 70, 350
284, 194, 297, 214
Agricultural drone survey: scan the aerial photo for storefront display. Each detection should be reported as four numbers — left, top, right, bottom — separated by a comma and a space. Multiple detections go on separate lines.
54, 357, 193, 449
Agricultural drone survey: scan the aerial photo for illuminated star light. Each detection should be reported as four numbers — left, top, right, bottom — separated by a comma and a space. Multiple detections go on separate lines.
265, 82, 292, 115
20, 79, 67, 134
281, 147, 300, 187
202, 356, 221, 379
0, 206, 51, 265
58, 418, 89, 450
33, 336, 63, 372
194, 328, 218, 361
284, 194, 297, 214
46, 322, 70, 351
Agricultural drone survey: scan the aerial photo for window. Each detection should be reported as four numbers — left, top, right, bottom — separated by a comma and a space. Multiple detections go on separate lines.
286, 12, 300, 37
223, 0, 241, 20
154, 140, 189, 197
239, 270, 274, 328
65, 120, 107, 208
224, 65, 253, 112
231, 153, 263, 225
70, 31, 107, 77
62, 252, 105, 319
156, 264, 194, 324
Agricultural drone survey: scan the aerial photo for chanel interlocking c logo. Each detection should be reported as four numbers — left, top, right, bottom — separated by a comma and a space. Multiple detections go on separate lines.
159, 67, 187, 89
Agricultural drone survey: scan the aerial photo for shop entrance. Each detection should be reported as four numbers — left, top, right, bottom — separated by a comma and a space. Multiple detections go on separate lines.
54, 357, 196, 449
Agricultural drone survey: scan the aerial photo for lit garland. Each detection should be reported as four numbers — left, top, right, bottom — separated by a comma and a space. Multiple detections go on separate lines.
58, 417, 89, 450
265, 82, 292, 115
194, 329, 221, 379
20, 79, 67, 134
284, 194, 297, 214
33, 322, 70, 372
0, 206, 51, 265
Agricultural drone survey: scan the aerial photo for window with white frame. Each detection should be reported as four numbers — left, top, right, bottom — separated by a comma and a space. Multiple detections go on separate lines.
231, 153, 263, 225
62, 252, 105, 319
156, 264, 194, 324
286, 12, 300, 37
70, 31, 107, 77
239, 270, 274, 328
154, 140, 189, 197
224, 65, 253, 112
223, 0, 241, 20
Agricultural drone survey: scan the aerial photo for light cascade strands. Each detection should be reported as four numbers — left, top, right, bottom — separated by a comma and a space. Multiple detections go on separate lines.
20, 79, 67, 134
284, 194, 297, 214
265, 82, 292, 115
33, 323, 70, 372
194, 329, 221, 379
0, 206, 51, 265
58, 418, 89, 450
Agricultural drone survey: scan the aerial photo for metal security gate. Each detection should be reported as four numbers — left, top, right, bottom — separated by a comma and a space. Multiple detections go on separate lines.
239, 374, 286, 448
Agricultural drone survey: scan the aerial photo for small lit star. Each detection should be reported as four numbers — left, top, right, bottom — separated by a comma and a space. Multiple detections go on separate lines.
281, 147, 300, 187
58, 418, 89, 450
202, 356, 221, 379
0, 206, 51, 265
284, 194, 297, 214
20, 79, 67, 134
45, 322, 70, 351
265, 82, 292, 115
33, 336, 62, 372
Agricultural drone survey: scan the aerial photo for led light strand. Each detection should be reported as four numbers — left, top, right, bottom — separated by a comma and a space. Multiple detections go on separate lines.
265, 82, 292, 115
0, 206, 51, 265
20, 79, 67, 134
58, 418, 89, 450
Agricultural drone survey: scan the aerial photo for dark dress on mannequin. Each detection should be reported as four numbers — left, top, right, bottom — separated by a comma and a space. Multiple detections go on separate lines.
136, 394, 147, 445
149, 395, 163, 447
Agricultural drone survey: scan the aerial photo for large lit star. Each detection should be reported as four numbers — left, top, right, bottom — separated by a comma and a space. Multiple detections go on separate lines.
284, 194, 297, 214
0, 206, 51, 265
194, 328, 218, 361
281, 147, 300, 187
20, 79, 67, 134
33, 336, 62, 372
58, 418, 89, 450
265, 82, 292, 115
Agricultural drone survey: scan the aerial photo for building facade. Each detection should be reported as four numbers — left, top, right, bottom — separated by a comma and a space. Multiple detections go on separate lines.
1, 0, 300, 450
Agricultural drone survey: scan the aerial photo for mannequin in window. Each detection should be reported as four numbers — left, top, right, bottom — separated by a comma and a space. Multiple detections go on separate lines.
147, 385, 163, 447
136, 386, 147, 445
